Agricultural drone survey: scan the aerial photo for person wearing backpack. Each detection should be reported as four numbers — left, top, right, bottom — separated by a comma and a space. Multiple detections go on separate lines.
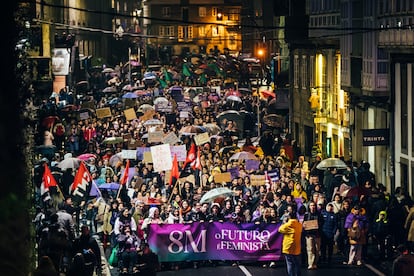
72, 225, 102, 276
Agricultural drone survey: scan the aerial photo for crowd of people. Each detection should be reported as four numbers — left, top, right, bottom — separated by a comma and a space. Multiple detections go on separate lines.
31, 62, 414, 276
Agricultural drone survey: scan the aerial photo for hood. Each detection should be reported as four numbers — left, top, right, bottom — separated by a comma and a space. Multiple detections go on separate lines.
376, 210, 388, 223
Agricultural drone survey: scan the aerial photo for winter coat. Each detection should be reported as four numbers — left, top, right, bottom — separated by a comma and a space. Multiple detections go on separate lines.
348, 222, 365, 245
344, 208, 368, 230
303, 211, 321, 237
321, 209, 338, 239
373, 210, 389, 239
278, 218, 303, 255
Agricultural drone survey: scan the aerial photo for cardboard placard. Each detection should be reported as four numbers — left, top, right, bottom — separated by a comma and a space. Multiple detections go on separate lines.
250, 174, 266, 186
150, 144, 172, 172
81, 101, 95, 110
148, 130, 164, 143
128, 139, 142, 149
96, 107, 112, 119
179, 111, 189, 118
194, 132, 210, 146
162, 132, 180, 145
124, 108, 137, 121
303, 220, 319, 230
140, 110, 156, 122
121, 149, 137, 160
143, 151, 153, 163
214, 172, 232, 183
79, 111, 89, 120
170, 145, 187, 162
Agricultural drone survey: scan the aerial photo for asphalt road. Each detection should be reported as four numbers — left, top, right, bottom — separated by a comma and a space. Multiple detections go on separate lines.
109, 259, 384, 276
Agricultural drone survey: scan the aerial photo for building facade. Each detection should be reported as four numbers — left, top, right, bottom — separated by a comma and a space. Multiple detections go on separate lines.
376, 0, 414, 194
142, 0, 242, 60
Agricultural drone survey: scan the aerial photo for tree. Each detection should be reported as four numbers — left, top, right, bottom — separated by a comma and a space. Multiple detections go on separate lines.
0, 2, 35, 275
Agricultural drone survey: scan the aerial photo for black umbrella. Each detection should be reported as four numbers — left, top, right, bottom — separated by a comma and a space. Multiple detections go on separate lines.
263, 114, 285, 128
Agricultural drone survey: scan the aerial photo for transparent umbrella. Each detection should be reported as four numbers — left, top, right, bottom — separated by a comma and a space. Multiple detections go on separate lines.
200, 187, 234, 204
57, 157, 81, 171
229, 151, 258, 161
316, 158, 347, 170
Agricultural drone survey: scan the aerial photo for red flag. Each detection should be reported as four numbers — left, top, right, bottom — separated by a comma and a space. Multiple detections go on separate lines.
41, 163, 58, 201
71, 162, 93, 201
170, 154, 180, 186
120, 159, 130, 185
43, 163, 57, 189
183, 143, 197, 168
191, 147, 202, 170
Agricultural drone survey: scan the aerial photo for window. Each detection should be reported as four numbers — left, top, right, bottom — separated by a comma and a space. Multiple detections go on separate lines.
212, 26, 219, 37
178, 26, 193, 40
301, 56, 308, 89
199, 26, 206, 37
377, 48, 388, 74
309, 56, 315, 88
199, 7, 206, 17
228, 9, 240, 21
162, 7, 171, 17
212, 7, 218, 17
229, 35, 236, 45
294, 55, 299, 88
159, 26, 174, 37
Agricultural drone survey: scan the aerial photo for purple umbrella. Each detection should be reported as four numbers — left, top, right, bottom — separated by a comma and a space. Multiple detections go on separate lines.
98, 182, 121, 190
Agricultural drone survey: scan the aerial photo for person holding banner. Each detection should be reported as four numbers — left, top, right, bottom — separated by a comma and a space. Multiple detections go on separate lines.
278, 207, 303, 276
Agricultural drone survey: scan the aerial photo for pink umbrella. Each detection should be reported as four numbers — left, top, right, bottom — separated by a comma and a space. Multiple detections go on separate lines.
77, 153, 97, 161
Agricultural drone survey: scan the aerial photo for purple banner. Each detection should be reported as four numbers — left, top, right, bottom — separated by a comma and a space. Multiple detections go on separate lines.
228, 167, 240, 180
245, 159, 260, 171
147, 222, 283, 262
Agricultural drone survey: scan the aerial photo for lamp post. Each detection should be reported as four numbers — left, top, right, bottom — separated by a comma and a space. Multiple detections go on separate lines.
128, 47, 132, 85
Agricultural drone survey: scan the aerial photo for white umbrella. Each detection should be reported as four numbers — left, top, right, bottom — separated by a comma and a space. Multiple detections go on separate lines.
316, 158, 347, 170
57, 157, 81, 171
229, 151, 258, 161
226, 95, 242, 102
153, 97, 169, 106
200, 187, 234, 204
102, 67, 114, 73
143, 119, 163, 126
102, 137, 123, 144
109, 152, 123, 167
138, 104, 155, 113
102, 86, 117, 93
203, 123, 221, 135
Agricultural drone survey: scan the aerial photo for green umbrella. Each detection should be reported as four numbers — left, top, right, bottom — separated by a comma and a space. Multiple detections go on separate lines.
163, 67, 172, 83
182, 63, 192, 77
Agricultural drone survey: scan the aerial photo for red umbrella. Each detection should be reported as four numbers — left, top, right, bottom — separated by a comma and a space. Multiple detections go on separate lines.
42, 116, 60, 129
225, 89, 241, 98
344, 186, 371, 199
261, 90, 276, 99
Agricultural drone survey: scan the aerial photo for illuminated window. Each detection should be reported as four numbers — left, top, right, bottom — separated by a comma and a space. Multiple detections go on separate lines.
199, 26, 206, 37
212, 26, 219, 37
199, 7, 206, 17
178, 26, 193, 40
159, 26, 174, 36
212, 7, 218, 17
228, 9, 240, 21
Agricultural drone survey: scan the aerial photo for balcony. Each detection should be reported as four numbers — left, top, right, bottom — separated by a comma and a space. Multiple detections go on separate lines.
378, 29, 414, 48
